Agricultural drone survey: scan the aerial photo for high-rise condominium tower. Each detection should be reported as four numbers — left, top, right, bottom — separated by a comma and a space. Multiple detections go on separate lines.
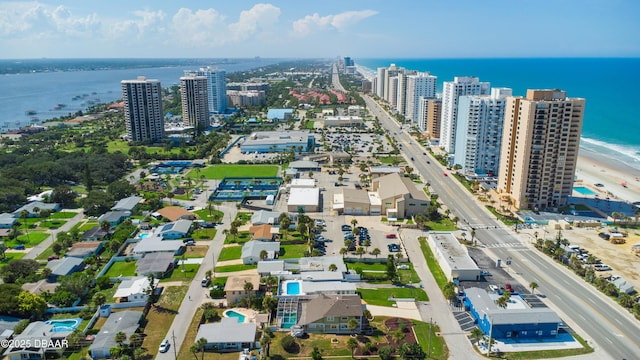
376, 67, 387, 98
498, 89, 585, 210
405, 72, 437, 122
180, 74, 210, 132
121, 76, 164, 142
417, 97, 442, 136
454, 88, 511, 176
439, 77, 490, 153
185, 67, 227, 114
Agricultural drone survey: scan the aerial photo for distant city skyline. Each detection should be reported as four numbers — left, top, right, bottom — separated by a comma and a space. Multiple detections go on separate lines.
1, 0, 638, 59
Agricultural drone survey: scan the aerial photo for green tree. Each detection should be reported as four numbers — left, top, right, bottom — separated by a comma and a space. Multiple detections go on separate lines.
196, 337, 207, 360
399, 343, 425, 360
529, 281, 539, 294
0, 242, 6, 260
114, 331, 127, 346
378, 345, 394, 360
93, 292, 107, 307
371, 247, 381, 258
347, 318, 359, 333
385, 255, 397, 282
328, 264, 337, 272
339, 247, 348, 258
470, 327, 484, 347
355, 247, 365, 259
311, 346, 323, 360
346, 337, 359, 358
17, 291, 47, 319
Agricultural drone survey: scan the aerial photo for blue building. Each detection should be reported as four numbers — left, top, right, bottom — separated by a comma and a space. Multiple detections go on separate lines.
464, 287, 562, 340
267, 108, 294, 122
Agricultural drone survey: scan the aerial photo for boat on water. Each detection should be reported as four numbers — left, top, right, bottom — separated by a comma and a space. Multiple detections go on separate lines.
53, 103, 66, 110
25, 110, 37, 115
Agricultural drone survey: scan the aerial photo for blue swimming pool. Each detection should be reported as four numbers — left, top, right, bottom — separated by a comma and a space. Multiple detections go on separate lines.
286, 281, 301, 295
224, 309, 247, 323
573, 186, 596, 195
137, 233, 150, 239
45, 318, 82, 332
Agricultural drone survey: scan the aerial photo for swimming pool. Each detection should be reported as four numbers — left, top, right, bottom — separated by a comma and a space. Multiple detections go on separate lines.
284, 280, 302, 295
45, 318, 82, 332
573, 186, 596, 195
223, 309, 247, 323
137, 232, 150, 239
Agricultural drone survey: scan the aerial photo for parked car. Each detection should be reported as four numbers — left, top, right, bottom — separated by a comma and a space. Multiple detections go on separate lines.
341, 225, 352, 231
159, 339, 170, 353
47, 255, 59, 261
505, 283, 514, 292
388, 244, 401, 252
386, 234, 397, 239
201, 278, 211, 287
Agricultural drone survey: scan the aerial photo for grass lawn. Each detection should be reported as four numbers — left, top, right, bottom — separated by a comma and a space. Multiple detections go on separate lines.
181, 245, 208, 258
5, 231, 49, 248
268, 332, 352, 358
160, 264, 200, 282
106, 140, 130, 154
224, 231, 251, 244
193, 209, 223, 223
376, 155, 404, 165
357, 287, 429, 307
347, 262, 387, 271
218, 245, 242, 261
39, 219, 67, 229
35, 246, 55, 261
77, 220, 99, 232
279, 244, 307, 259
304, 120, 315, 129
50, 211, 79, 219
0, 252, 25, 268
187, 164, 279, 179
426, 218, 458, 231
214, 263, 257, 273
236, 212, 252, 225
418, 237, 448, 290
412, 320, 448, 360
103, 261, 137, 278
192, 228, 217, 240
95, 282, 119, 301
142, 285, 188, 356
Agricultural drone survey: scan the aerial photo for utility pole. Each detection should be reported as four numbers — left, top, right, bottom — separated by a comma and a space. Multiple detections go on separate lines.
487, 318, 493, 358
172, 330, 177, 360
427, 317, 432, 358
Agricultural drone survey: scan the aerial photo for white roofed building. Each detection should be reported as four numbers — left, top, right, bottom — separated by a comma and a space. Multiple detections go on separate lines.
287, 187, 320, 213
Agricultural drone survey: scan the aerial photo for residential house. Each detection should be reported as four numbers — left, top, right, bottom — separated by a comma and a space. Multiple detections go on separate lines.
81, 226, 109, 241
158, 219, 192, 239
250, 210, 281, 225
113, 276, 159, 303
249, 224, 273, 241
224, 274, 260, 305
4, 321, 72, 359
66, 241, 103, 259
89, 311, 143, 359
98, 210, 130, 228
241, 240, 280, 264
135, 252, 176, 278
154, 206, 196, 222
13, 202, 61, 217
372, 173, 430, 219
0, 213, 17, 229
46, 257, 84, 281
111, 196, 143, 212
195, 317, 256, 351
298, 294, 363, 334
257, 260, 286, 276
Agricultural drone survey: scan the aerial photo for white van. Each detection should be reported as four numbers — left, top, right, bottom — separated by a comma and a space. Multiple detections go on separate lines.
201, 278, 211, 287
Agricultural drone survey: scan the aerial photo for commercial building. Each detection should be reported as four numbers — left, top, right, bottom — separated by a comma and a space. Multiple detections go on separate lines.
240, 130, 315, 154
121, 77, 164, 142
417, 97, 442, 136
323, 116, 363, 127
464, 287, 562, 339
287, 187, 320, 213
180, 74, 210, 131
184, 67, 227, 114
405, 72, 437, 122
266, 108, 294, 122
454, 88, 511, 176
372, 173, 430, 219
226, 90, 266, 107
439, 77, 490, 153
347, 105, 366, 116
427, 232, 481, 281
226, 82, 269, 92
498, 89, 585, 210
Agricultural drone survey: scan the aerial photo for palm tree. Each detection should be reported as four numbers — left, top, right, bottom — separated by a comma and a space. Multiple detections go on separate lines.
470, 327, 484, 347
529, 281, 539, 294
347, 318, 359, 333
196, 337, 208, 360
259, 250, 268, 261
350, 218, 358, 228
114, 331, 127, 347
244, 281, 254, 294
167, 191, 175, 205
346, 337, 358, 358
93, 292, 107, 307
328, 264, 337, 272
19, 210, 30, 243
339, 247, 348, 258
371, 248, 381, 258
355, 247, 365, 259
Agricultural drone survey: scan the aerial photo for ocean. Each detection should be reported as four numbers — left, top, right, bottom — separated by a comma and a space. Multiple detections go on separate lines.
357, 58, 640, 171
0, 58, 281, 130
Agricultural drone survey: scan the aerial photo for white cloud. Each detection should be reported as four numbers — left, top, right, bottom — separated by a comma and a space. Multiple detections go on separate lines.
228, 3, 280, 41
291, 9, 377, 38
171, 8, 228, 47
107, 9, 165, 40
0, 2, 100, 38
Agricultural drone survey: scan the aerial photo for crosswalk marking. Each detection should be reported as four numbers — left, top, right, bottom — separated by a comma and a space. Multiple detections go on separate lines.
483, 242, 527, 248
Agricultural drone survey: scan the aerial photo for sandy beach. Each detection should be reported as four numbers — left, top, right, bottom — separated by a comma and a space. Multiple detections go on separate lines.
574, 147, 640, 205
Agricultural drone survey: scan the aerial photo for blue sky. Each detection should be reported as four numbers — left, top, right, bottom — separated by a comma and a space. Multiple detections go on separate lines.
1, 0, 638, 59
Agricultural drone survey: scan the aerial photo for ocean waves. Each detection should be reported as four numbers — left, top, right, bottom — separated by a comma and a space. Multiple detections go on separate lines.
580, 137, 640, 171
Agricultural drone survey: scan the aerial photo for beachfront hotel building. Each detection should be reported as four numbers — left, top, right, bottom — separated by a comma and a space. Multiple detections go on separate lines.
454, 88, 512, 176
184, 67, 227, 114
405, 72, 437, 123
121, 77, 164, 142
375, 67, 386, 98
417, 97, 442, 137
439, 77, 491, 153
179, 74, 209, 132
498, 89, 585, 210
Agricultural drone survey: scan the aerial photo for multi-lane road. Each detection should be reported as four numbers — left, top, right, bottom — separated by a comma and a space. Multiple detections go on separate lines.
363, 94, 640, 360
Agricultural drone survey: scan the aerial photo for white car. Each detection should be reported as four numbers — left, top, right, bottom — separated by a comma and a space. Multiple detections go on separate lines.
159, 339, 170, 353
